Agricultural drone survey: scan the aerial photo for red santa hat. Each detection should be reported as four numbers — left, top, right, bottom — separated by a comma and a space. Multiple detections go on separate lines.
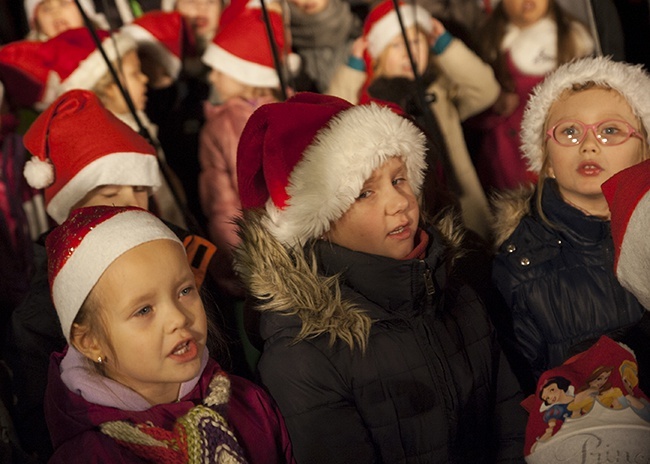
601, 159, 650, 310
121, 10, 185, 81
237, 92, 427, 248
22, 89, 160, 224
0, 39, 50, 108
38, 28, 136, 106
46, 205, 183, 342
363, 0, 433, 60
201, 5, 285, 88
521, 56, 650, 173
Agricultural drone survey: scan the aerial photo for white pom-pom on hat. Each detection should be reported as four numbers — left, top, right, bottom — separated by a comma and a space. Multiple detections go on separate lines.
23, 156, 54, 189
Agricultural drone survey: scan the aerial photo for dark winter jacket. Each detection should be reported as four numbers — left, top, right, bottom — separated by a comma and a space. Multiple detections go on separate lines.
492, 179, 645, 382
235, 211, 526, 464
45, 349, 294, 463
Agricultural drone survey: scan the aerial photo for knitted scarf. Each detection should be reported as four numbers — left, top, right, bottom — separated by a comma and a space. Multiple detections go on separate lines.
99, 371, 249, 463
289, 0, 361, 92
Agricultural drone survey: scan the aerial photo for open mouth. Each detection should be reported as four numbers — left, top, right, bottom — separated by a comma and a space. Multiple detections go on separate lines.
389, 226, 405, 235
172, 340, 191, 356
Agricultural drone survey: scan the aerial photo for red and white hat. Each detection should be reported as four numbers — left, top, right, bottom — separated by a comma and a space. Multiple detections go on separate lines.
46, 205, 183, 342
521, 56, 650, 173
202, 5, 285, 88
363, 0, 432, 60
38, 27, 136, 106
237, 92, 427, 248
602, 159, 650, 310
121, 10, 185, 81
23, 89, 160, 224
0, 38, 50, 108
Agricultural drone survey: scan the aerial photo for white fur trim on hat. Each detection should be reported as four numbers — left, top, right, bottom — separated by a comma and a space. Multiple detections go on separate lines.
121, 23, 182, 79
521, 56, 650, 173
617, 189, 650, 309
161, 0, 176, 11
366, 4, 432, 59
47, 152, 161, 224
265, 102, 427, 247
59, 33, 136, 95
202, 43, 280, 89
52, 210, 182, 342
25, 0, 95, 23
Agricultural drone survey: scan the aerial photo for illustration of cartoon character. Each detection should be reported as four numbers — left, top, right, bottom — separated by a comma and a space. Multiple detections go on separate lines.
569, 366, 624, 416
619, 360, 650, 422
535, 376, 575, 446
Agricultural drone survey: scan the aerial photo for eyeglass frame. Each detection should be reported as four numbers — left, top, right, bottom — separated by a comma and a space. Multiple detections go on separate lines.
545, 119, 644, 147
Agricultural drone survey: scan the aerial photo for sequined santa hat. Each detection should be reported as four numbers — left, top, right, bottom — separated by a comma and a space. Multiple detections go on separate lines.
602, 159, 650, 310
201, 3, 286, 88
236, 92, 427, 248
521, 56, 650, 173
22, 89, 160, 224
46, 205, 183, 342
121, 10, 185, 81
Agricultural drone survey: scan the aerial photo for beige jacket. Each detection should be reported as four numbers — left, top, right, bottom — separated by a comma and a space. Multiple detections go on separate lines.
328, 38, 500, 239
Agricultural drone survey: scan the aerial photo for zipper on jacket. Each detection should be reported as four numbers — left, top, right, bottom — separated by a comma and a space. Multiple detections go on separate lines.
423, 266, 436, 297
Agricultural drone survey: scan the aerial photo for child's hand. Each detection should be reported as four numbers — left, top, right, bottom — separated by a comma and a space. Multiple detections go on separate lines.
351, 36, 367, 60
429, 17, 446, 45
493, 90, 519, 117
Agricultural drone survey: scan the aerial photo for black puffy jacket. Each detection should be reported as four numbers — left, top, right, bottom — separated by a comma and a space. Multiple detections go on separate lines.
492, 180, 645, 381
236, 211, 526, 463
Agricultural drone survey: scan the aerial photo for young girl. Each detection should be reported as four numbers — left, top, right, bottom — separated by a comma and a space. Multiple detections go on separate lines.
25, 0, 107, 40
198, 4, 285, 297
491, 56, 650, 386
43, 204, 294, 462
5, 88, 212, 461
234, 92, 526, 463
471, 0, 594, 192
328, 0, 499, 239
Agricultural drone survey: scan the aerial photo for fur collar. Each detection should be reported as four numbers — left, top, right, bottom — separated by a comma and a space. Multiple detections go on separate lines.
234, 209, 465, 351
491, 185, 535, 248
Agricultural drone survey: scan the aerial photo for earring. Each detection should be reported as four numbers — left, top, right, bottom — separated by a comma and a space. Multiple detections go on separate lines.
97, 356, 104, 364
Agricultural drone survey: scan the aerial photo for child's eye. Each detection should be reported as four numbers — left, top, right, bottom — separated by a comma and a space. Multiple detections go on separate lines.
392, 177, 406, 186
135, 306, 153, 317
133, 186, 149, 193
179, 286, 194, 297
357, 190, 372, 200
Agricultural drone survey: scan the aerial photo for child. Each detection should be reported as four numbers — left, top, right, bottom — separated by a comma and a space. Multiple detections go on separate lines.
328, 0, 499, 240
491, 56, 650, 387
233, 92, 526, 463
25, 0, 108, 40
162, 0, 223, 52
4, 89, 213, 461
43, 204, 294, 462
287, 0, 362, 93
198, 4, 285, 297
471, 0, 594, 192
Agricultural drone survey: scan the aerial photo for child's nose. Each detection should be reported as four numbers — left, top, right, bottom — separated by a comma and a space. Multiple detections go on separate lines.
165, 302, 191, 333
580, 129, 601, 154
387, 188, 409, 214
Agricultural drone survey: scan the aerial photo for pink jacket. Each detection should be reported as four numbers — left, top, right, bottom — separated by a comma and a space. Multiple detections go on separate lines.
198, 96, 277, 295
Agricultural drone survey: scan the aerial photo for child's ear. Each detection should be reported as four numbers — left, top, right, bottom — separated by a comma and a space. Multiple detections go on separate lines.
70, 322, 103, 362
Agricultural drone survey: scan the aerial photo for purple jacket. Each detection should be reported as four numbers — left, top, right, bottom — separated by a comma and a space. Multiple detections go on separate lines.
45, 349, 294, 463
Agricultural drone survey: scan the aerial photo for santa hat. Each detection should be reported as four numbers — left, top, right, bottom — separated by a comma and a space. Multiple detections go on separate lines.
601, 159, 650, 310
521, 56, 650, 173
39, 28, 136, 105
237, 92, 427, 248
22, 89, 160, 224
202, 5, 285, 88
46, 205, 183, 342
24, 0, 97, 26
121, 11, 185, 80
0, 39, 50, 108
363, 0, 433, 60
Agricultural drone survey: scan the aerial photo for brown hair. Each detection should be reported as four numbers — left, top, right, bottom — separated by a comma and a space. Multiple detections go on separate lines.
476, 1, 585, 92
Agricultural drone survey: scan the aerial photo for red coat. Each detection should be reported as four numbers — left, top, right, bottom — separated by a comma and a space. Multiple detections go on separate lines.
45, 350, 295, 463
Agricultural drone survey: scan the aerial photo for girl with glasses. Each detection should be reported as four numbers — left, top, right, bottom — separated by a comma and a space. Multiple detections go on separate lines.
491, 56, 650, 392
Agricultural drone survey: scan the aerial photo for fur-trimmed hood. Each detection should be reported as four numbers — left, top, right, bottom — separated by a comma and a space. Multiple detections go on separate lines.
234, 209, 465, 351
491, 185, 535, 248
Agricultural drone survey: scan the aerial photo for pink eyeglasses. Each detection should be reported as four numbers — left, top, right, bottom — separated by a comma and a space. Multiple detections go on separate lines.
546, 119, 643, 146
